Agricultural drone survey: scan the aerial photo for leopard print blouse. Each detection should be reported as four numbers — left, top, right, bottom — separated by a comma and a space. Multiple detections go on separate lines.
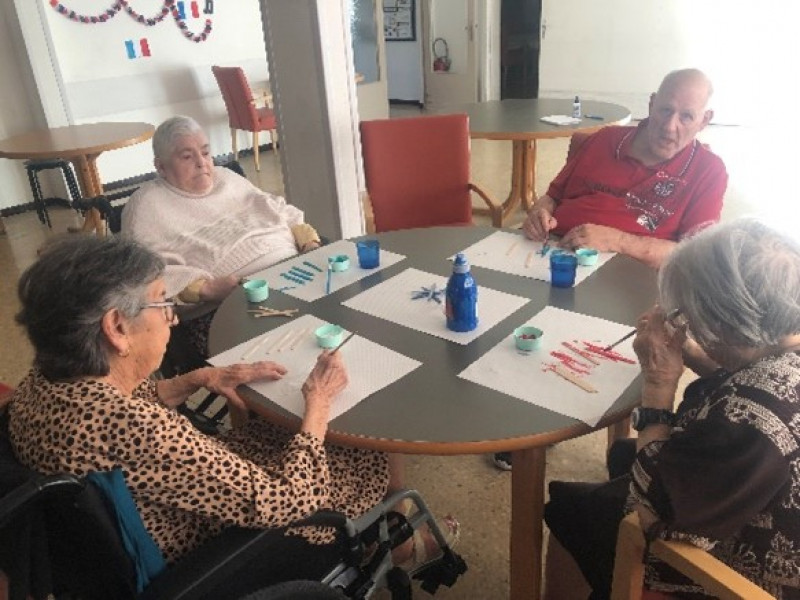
9, 369, 389, 563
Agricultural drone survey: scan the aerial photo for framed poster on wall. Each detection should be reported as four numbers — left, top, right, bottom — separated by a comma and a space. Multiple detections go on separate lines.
383, 0, 415, 41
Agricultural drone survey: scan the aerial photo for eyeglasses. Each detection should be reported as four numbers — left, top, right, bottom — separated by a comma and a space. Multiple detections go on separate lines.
141, 299, 177, 324
665, 308, 691, 337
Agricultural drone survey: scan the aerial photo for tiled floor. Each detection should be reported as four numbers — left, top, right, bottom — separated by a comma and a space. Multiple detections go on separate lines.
0, 113, 764, 599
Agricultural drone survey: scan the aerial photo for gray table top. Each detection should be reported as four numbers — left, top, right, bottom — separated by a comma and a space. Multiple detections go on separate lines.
209, 227, 657, 455
450, 98, 632, 141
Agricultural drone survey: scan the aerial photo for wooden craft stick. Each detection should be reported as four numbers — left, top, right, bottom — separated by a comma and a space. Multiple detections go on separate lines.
525, 251, 534, 268
267, 329, 295, 354
288, 328, 311, 351
551, 365, 598, 393
276, 329, 304, 353
562, 341, 601, 365
506, 241, 519, 256
241, 334, 271, 361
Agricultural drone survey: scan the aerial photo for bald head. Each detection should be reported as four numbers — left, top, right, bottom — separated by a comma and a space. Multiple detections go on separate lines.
656, 69, 714, 111
643, 69, 715, 163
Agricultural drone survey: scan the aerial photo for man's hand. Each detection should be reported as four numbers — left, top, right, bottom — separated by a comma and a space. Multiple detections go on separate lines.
200, 275, 240, 302
559, 224, 625, 252
523, 208, 557, 241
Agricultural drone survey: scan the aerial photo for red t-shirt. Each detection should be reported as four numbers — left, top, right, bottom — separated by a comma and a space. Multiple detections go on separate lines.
547, 122, 728, 241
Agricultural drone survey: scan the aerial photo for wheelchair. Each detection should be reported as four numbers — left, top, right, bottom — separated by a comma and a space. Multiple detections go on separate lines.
0, 412, 466, 600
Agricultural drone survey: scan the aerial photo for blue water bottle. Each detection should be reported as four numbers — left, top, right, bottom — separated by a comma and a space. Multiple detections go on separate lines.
446, 253, 478, 332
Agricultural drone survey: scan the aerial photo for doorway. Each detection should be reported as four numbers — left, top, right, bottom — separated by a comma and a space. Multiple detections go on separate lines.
500, 0, 541, 99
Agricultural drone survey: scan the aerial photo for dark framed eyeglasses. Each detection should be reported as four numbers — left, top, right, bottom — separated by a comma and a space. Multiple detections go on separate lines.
665, 308, 690, 336
141, 299, 177, 323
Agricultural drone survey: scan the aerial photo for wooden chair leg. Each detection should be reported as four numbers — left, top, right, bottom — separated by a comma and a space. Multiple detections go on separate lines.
271, 129, 279, 156
231, 129, 238, 161
253, 131, 260, 172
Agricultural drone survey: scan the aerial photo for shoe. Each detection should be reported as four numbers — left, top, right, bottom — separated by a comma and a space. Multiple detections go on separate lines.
493, 452, 512, 471
395, 499, 460, 574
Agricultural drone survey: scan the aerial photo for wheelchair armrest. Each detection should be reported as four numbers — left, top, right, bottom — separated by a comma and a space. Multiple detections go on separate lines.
0, 474, 84, 528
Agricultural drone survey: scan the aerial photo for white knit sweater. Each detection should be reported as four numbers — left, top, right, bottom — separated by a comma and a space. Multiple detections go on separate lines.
122, 166, 305, 296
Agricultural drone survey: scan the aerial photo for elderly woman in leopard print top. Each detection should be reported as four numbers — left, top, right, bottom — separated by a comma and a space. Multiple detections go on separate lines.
6, 236, 453, 576
545, 218, 800, 600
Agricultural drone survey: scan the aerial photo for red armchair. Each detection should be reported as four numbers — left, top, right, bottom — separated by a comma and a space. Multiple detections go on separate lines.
211, 66, 277, 172
359, 114, 501, 233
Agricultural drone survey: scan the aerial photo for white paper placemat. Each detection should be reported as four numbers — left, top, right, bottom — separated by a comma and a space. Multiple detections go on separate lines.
247, 240, 406, 302
455, 230, 614, 284
342, 267, 529, 345
458, 306, 640, 426
207, 314, 421, 420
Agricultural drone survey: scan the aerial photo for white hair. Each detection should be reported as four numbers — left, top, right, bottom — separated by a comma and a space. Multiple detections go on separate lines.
659, 218, 800, 349
152, 115, 205, 160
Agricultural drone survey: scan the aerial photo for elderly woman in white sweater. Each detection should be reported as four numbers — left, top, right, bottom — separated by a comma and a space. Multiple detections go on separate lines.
123, 115, 320, 304
122, 115, 321, 354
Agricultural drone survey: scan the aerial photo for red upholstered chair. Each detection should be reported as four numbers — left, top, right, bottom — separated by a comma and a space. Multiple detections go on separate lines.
359, 114, 501, 233
211, 66, 277, 172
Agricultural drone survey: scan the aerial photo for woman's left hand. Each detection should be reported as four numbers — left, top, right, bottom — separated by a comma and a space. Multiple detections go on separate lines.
194, 362, 287, 427
633, 306, 686, 389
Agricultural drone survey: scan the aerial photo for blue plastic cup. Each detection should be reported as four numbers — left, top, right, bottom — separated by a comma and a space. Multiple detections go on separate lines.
549, 252, 578, 288
356, 239, 380, 269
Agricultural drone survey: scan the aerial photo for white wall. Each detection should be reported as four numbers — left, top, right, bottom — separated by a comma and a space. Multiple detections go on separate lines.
385, 0, 423, 102
538, 0, 800, 125
0, 2, 49, 209
15, 0, 270, 186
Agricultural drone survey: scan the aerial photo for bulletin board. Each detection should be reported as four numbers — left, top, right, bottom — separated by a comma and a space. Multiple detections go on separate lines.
383, 0, 415, 41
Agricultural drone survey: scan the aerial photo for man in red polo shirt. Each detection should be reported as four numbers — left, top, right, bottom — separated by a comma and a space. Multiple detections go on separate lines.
523, 68, 727, 269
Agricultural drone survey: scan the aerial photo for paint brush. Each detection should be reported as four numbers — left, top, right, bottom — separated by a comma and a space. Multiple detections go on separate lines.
325, 265, 332, 295
330, 331, 356, 355
603, 329, 636, 352
604, 308, 681, 351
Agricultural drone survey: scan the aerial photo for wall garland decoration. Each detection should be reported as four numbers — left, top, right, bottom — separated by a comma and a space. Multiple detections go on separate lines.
48, 0, 213, 43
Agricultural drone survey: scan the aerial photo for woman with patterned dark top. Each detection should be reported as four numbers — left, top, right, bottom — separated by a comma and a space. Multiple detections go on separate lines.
6, 236, 457, 585
545, 218, 800, 600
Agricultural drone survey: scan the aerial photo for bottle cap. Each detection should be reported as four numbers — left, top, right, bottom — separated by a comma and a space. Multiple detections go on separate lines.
574, 95, 580, 102
453, 253, 470, 274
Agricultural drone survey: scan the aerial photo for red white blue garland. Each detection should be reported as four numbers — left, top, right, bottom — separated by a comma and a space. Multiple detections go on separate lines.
48, 0, 213, 43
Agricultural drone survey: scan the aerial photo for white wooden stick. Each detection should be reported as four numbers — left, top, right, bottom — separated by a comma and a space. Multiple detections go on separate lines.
525, 251, 534, 268
552, 365, 598, 393
506, 241, 519, 256
288, 327, 311, 351
241, 334, 271, 361
267, 329, 295, 354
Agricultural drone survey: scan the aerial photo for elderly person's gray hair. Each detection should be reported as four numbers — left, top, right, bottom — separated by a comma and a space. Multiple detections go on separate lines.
152, 115, 204, 161
16, 236, 165, 380
659, 218, 800, 349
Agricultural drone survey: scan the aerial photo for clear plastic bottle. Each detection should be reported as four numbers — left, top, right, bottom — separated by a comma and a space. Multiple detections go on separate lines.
572, 95, 581, 119
446, 253, 478, 332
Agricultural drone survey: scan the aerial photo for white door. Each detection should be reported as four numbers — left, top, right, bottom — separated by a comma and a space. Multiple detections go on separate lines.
421, 0, 478, 109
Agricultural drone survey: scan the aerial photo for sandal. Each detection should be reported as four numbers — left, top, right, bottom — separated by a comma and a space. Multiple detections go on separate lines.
394, 499, 461, 574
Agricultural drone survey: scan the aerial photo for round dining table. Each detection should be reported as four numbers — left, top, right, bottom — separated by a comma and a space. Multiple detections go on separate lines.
208, 226, 658, 600
0, 122, 154, 235
453, 98, 632, 227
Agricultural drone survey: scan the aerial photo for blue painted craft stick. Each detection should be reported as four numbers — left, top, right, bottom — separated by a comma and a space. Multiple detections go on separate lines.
281, 273, 305, 285
291, 266, 315, 277
325, 266, 332, 295
276, 286, 296, 292
303, 260, 324, 273
288, 268, 313, 281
